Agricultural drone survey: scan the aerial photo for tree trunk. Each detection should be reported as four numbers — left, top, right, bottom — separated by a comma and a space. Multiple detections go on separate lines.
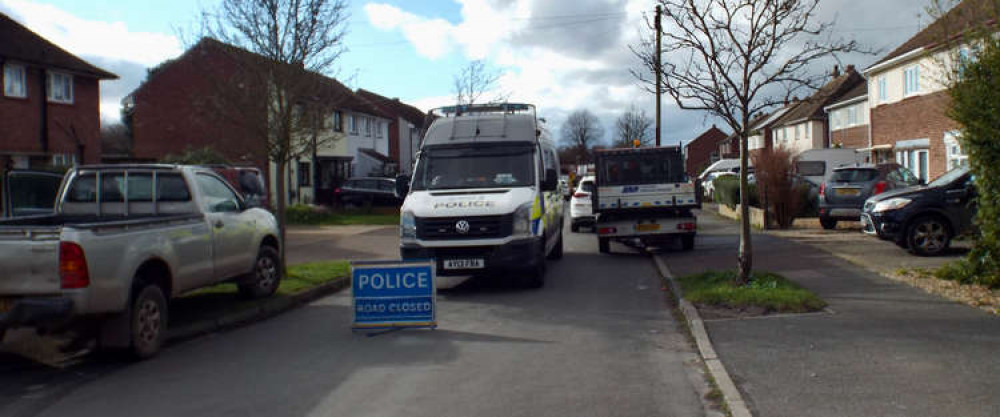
737, 128, 753, 285
275, 158, 288, 269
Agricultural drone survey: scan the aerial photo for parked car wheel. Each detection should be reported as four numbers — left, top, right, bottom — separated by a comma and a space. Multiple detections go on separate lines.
681, 234, 695, 251
570, 223, 580, 233
239, 245, 282, 299
906, 216, 951, 256
819, 217, 838, 230
598, 237, 610, 254
130, 284, 168, 360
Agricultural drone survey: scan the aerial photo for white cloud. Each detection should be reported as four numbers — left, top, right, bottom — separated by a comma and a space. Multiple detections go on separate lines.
363, 3, 456, 59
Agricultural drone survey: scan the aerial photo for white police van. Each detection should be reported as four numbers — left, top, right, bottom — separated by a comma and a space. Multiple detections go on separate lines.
395, 103, 564, 288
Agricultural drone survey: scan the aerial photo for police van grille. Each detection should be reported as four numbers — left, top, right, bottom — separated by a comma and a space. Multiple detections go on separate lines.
417, 215, 512, 240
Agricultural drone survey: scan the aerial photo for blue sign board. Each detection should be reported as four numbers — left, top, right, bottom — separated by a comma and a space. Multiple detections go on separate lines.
351, 260, 436, 329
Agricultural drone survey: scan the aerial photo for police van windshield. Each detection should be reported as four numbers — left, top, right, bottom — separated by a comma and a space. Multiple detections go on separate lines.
412, 144, 535, 190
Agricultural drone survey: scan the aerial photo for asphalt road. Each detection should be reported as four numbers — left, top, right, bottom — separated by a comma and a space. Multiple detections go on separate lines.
1, 220, 713, 417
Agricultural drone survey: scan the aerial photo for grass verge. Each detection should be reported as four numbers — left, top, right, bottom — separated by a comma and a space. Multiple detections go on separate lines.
678, 270, 827, 313
170, 260, 350, 327
286, 204, 400, 226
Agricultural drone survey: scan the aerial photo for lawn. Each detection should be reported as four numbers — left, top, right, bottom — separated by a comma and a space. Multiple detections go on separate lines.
285, 205, 400, 226
677, 270, 827, 314
171, 260, 351, 327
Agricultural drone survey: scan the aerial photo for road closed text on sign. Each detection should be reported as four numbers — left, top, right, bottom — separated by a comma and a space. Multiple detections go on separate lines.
351, 261, 436, 329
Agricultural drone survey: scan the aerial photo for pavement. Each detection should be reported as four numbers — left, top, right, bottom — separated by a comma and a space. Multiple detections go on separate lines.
285, 225, 399, 265
1, 218, 718, 417
658, 210, 1000, 417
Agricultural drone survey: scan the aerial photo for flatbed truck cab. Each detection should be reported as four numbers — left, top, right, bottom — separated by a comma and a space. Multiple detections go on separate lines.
397, 103, 565, 288
593, 146, 699, 253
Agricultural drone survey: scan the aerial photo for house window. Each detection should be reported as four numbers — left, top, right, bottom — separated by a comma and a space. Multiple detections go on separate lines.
795, 125, 801, 140
52, 153, 77, 167
333, 111, 343, 133
877, 75, 887, 102
363, 117, 371, 137
47, 71, 73, 103
904, 65, 920, 96
3, 64, 26, 98
298, 162, 311, 186
847, 106, 858, 126
831, 111, 841, 129
349, 115, 357, 134
375, 121, 383, 138
944, 131, 968, 170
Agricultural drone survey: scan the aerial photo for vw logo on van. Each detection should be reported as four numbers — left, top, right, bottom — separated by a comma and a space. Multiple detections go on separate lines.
455, 220, 471, 234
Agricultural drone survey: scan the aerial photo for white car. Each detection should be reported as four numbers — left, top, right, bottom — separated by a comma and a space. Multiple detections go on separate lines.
701, 171, 735, 198
570, 176, 596, 232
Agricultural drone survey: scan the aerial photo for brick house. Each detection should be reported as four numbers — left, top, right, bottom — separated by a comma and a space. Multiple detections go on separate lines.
1, 13, 117, 169
823, 83, 869, 152
770, 65, 866, 155
683, 125, 729, 176
356, 89, 427, 175
125, 37, 389, 206
863, 0, 988, 181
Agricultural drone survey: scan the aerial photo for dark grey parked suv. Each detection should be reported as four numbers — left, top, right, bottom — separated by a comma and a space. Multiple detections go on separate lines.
818, 163, 920, 229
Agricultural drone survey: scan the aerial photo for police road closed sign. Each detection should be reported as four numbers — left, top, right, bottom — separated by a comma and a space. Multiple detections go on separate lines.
351, 260, 436, 329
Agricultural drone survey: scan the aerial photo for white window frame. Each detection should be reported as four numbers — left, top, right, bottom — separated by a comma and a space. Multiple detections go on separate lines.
847, 106, 857, 126
363, 117, 371, 137
47, 71, 73, 104
52, 153, 77, 167
4, 63, 27, 98
877, 75, 888, 102
349, 114, 357, 134
795, 124, 801, 141
897, 148, 930, 182
904, 65, 920, 96
944, 131, 968, 170
375, 120, 383, 138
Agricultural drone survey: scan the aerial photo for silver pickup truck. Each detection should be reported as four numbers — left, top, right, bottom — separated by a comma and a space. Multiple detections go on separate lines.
0, 165, 281, 359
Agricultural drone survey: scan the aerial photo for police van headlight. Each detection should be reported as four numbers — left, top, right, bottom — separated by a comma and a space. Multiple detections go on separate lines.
400, 210, 417, 240
512, 202, 533, 237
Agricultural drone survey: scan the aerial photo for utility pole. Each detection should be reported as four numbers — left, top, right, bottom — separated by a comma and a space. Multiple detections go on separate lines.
654, 4, 662, 147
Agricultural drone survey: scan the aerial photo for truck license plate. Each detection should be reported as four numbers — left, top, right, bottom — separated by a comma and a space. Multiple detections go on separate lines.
443, 259, 484, 270
835, 188, 861, 196
636, 223, 661, 232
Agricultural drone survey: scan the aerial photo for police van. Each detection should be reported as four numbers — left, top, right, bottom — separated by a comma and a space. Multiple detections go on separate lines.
395, 103, 564, 288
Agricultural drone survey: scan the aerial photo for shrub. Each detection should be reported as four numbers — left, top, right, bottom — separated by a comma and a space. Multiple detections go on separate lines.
796, 183, 819, 217
934, 259, 1000, 289
752, 147, 801, 229
713, 175, 740, 208
949, 34, 1000, 284
285, 204, 328, 224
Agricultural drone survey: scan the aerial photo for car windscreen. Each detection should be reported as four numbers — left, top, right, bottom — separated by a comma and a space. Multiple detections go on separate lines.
830, 169, 878, 183
796, 161, 826, 177
412, 144, 535, 190
928, 166, 970, 188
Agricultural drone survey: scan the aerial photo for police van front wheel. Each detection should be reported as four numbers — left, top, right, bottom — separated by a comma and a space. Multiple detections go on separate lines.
547, 232, 564, 260
523, 246, 546, 288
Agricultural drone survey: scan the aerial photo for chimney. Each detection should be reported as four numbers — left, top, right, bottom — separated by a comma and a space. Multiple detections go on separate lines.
832, 65, 840, 77
846, 64, 855, 73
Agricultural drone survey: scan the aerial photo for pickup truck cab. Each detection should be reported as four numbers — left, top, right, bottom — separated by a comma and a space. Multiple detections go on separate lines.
397, 103, 564, 288
0, 165, 281, 358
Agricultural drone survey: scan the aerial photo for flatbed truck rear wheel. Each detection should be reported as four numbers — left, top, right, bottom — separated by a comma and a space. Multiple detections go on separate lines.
681, 234, 695, 251
598, 237, 610, 254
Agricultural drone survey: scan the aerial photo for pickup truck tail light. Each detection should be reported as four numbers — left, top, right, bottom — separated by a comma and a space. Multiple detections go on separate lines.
60, 241, 90, 289
873, 181, 888, 195
573, 192, 590, 198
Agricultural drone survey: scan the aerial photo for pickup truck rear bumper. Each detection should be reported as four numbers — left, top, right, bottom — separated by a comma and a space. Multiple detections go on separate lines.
0, 297, 73, 330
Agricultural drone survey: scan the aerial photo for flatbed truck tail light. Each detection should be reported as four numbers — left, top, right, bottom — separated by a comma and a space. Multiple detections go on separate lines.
573, 192, 590, 198
59, 241, 90, 289
598, 227, 617, 235
677, 223, 696, 231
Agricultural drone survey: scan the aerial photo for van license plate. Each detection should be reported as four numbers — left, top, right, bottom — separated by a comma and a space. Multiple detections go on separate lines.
636, 224, 661, 232
443, 259, 484, 270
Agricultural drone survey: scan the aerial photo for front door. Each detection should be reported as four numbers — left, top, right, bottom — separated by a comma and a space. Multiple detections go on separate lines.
195, 173, 257, 281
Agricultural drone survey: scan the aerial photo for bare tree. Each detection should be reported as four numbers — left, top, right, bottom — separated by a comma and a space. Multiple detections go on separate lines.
453, 60, 507, 106
614, 105, 654, 148
631, 0, 867, 284
199, 0, 349, 261
561, 109, 605, 163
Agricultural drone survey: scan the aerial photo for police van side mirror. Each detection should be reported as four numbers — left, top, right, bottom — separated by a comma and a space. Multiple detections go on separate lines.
395, 175, 411, 198
542, 169, 558, 191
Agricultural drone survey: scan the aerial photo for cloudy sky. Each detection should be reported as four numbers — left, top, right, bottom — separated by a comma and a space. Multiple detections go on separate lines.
0, 0, 935, 146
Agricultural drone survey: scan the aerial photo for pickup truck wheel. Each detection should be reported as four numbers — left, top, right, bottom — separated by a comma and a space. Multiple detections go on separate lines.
130, 284, 168, 360
240, 246, 282, 299
598, 237, 610, 254
906, 216, 951, 256
681, 234, 695, 251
